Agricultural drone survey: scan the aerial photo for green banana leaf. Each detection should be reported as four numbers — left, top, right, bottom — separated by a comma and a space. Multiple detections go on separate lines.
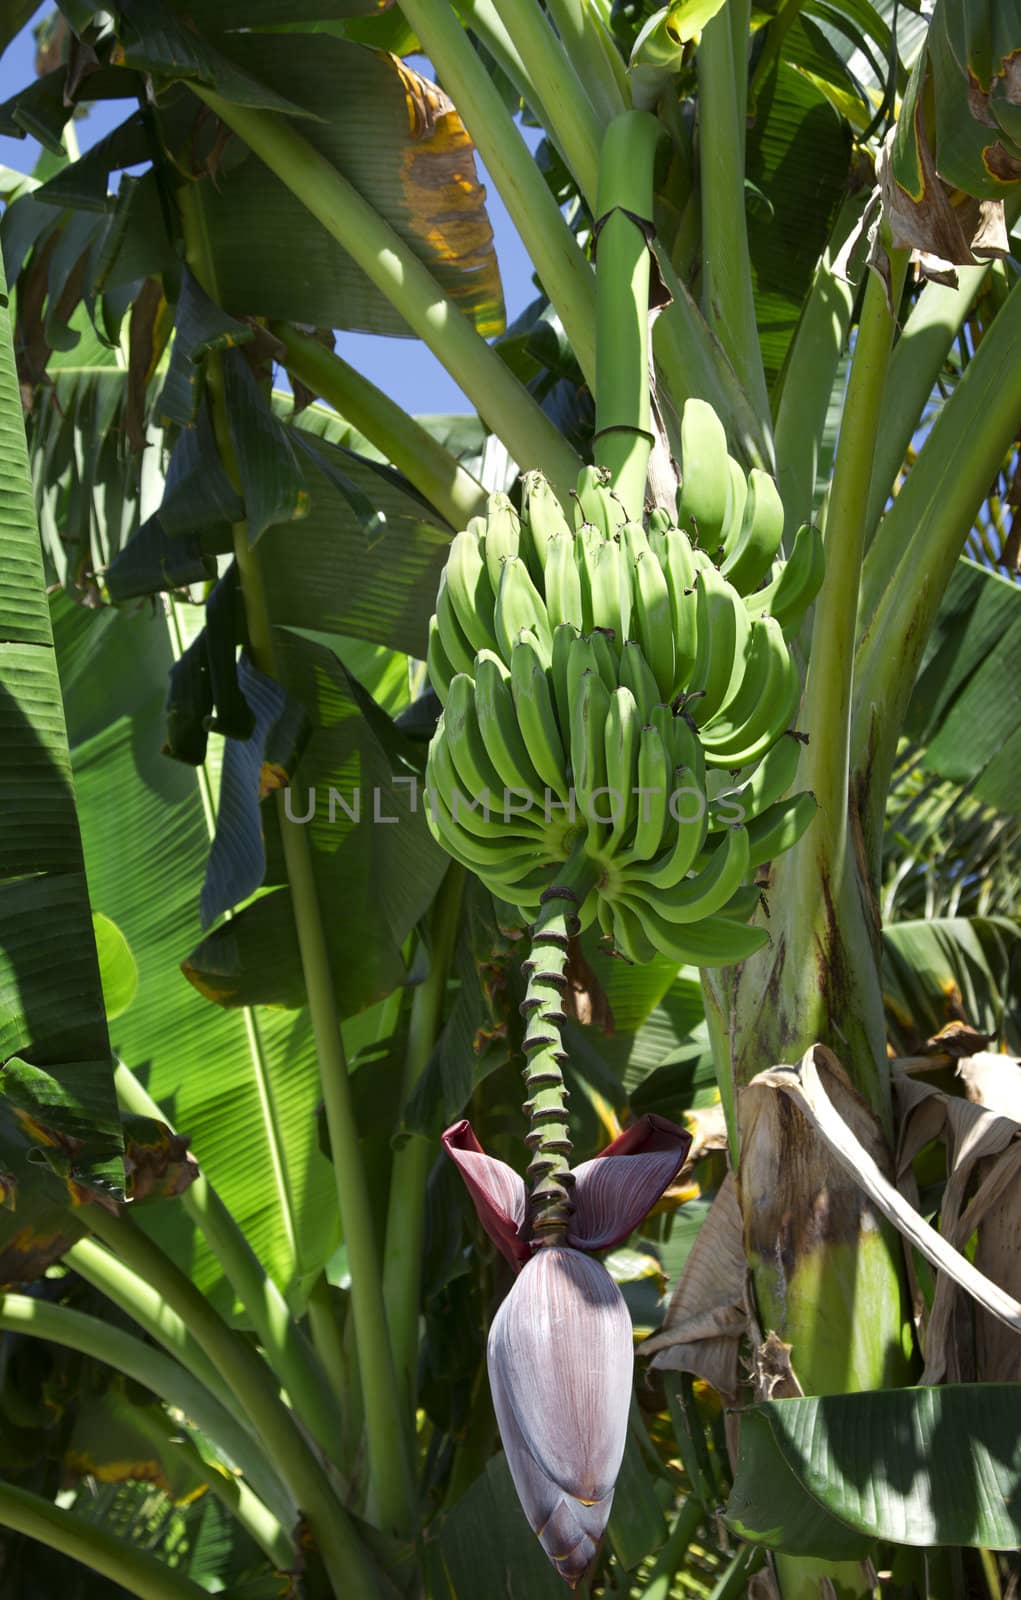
727, 1385, 1021, 1555
746, 60, 852, 393
0, 234, 123, 1233
424, 1454, 568, 1599
52, 593, 339, 1311
904, 557, 1021, 818
881, 915, 1020, 1054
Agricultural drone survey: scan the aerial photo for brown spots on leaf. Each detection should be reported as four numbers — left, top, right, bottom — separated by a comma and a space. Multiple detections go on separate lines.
0, 1223, 77, 1287
259, 761, 290, 799
63, 1450, 170, 1491
389, 56, 503, 339
123, 1120, 199, 1202
983, 140, 1021, 184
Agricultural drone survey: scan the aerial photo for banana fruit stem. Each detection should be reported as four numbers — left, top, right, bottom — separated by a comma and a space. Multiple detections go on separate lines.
523, 854, 597, 1238
593, 111, 664, 520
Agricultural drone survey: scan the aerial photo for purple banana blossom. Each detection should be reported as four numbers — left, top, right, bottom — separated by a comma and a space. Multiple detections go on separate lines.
443, 1115, 691, 1585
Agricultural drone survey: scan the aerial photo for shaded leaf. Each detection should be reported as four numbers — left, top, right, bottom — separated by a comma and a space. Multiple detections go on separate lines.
0, 244, 121, 1219
746, 60, 852, 392
159, 396, 243, 537
727, 1384, 1021, 1554
256, 432, 450, 657
222, 348, 309, 543
200, 652, 306, 928
187, 34, 504, 338
158, 268, 254, 429
427, 1451, 566, 1599
117, 0, 312, 117
904, 557, 1021, 817
104, 512, 214, 599
33, 112, 152, 213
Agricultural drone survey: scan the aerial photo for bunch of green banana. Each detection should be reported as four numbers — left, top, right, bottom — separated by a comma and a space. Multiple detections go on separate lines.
424, 402, 824, 967
426, 618, 815, 967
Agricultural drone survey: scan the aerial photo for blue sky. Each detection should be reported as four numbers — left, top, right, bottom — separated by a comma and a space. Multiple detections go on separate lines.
0, 10, 539, 416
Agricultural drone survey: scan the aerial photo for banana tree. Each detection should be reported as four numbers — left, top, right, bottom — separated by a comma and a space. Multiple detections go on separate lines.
1, 0, 1020, 1597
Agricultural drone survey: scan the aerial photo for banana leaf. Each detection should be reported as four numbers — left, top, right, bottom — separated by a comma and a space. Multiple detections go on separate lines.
0, 235, 123, 1242
727, 1384, 1021, 1555
52, 595, 339, 1312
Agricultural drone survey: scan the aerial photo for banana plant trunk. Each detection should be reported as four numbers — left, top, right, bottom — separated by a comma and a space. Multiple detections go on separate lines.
703, 849, 915, 1598
702, 258, 916, 1600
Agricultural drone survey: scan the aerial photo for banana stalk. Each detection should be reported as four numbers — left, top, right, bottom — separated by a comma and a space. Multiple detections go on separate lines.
521, 851, 598, 1235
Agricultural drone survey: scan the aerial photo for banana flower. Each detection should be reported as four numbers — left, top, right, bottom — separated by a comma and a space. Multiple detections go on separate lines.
443, 1116, 691, 1585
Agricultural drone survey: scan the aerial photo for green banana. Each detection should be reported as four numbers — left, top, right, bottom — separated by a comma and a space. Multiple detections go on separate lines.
603, 686, 641, 855
589, 538, 632, 642
622, 519, 652, 562
700, 616, 800, 768
550, 621, 579, 741
687, 563, 749, 726
661, 527, 699, 689
722, 468, 785, 596
745, 522, 825, 636
426, 614, 455, 707
510, 637, 570, 799
609, 899, 658, 964
647, 506, 674, 539
574, 522, 601, 634
618, 641, 661, 724
618, 900, 770, 966
632, 546, 675, 700
426, 781, 553, 881
708, 730, 803, 831
565, 632, 602, 710
574, 463, 627, 538
653, 704, 707, 793
445, 672, 545, 835
494, 555, 553, 667
475, 650, 544, 806
629, 724, 671, 862
544, 532, 585, 632
624, 823, 751, 923
435, 577, 479, 680
745, 789, 817, 869
522, 470, 571, 571
717, 883, 765, 921
481, 492, 522, 592
445, 528, 498, 654
587, 627, 620, 695
718, 456, 749, 568
429, 729, 535, 844
630, 767, 707, 890
570, 668, 612, 850
676, 398, 731, 550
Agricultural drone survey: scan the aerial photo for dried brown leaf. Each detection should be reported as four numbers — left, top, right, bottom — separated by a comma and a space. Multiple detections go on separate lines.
922, 1020, 994, 1057
644, 1173, 748, 1402
878, 127, 1010, 287
895, 1068, 1021, 1382
754, 1330, 803, 1401
563, 936, 614, 1034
